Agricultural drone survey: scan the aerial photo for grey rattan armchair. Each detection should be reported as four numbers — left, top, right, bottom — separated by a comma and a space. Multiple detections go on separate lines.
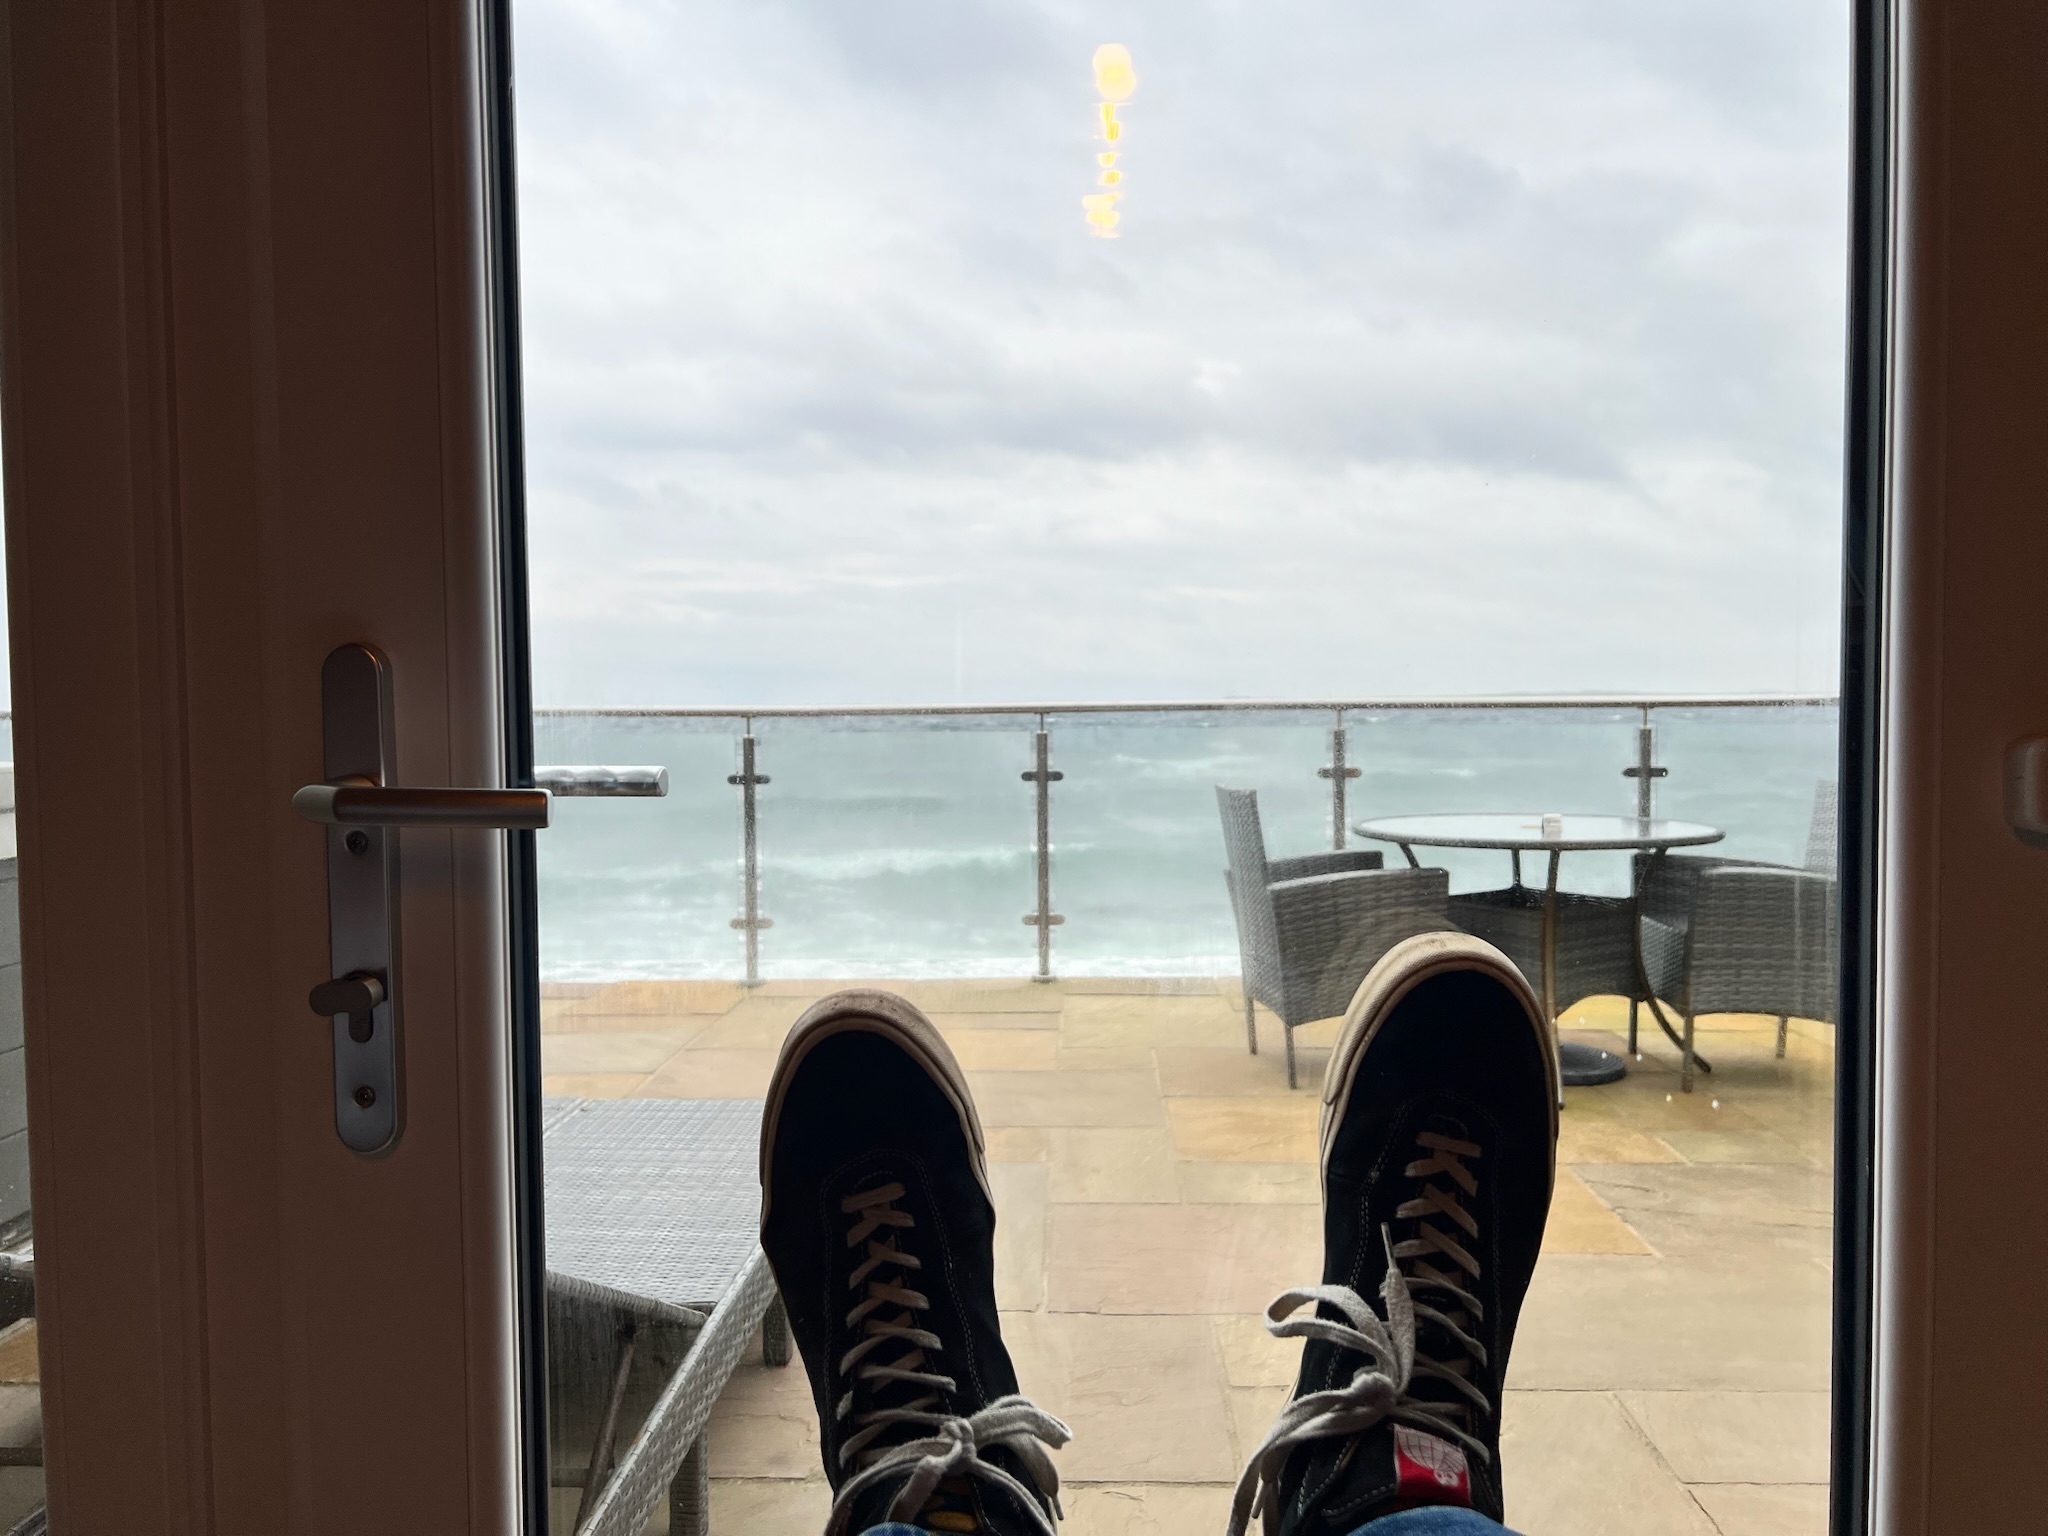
1219, 787, 1451, 1088
1635, 781, 1839, 1091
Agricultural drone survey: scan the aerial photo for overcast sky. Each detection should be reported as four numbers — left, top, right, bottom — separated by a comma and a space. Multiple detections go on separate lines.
511, 0, 1850, 709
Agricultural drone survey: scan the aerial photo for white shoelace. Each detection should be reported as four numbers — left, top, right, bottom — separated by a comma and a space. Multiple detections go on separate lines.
824, 1181, 1071, 1536
1227, 1131, 1494, 1536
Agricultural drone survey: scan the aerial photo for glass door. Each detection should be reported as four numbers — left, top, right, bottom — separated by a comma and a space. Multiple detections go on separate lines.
11, 0, 2048, 1530
504, 4, 1863, 1534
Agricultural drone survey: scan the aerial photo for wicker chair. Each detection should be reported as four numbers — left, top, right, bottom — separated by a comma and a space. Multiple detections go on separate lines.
1635, 780, 1839, 1090
1218, 787, 1451, 1088
1441, 886, 1642, 1029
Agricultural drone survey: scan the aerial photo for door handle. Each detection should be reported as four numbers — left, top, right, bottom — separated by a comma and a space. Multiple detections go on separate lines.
534, 765, 668, 798
299, 642, 548, 1155
292, 779, 550, 829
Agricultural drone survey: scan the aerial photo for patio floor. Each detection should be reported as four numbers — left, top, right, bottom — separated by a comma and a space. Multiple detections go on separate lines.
542, 978, 1835, 1536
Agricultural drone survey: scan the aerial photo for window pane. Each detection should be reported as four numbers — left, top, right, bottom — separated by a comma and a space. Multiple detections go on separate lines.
514, 4, 1848, 1531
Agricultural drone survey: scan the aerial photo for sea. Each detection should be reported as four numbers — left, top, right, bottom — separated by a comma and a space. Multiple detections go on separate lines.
532, 704, 1839, 982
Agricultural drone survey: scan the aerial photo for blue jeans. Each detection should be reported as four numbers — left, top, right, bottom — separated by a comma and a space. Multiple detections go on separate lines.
1348, 1511, 1516, 1534
859, 1511, 1516, 1535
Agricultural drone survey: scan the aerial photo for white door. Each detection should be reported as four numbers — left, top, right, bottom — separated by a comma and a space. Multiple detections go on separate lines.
0, 4, 529, 1531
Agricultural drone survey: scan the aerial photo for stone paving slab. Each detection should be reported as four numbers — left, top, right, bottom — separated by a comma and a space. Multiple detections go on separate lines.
542, 978, 1833, 1536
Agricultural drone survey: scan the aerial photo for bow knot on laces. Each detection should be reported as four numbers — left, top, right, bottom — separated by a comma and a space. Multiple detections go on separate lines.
1225, 1228, 1491, 1536
825, 1397, 1073, 1536
823, 1179, 1069, 1535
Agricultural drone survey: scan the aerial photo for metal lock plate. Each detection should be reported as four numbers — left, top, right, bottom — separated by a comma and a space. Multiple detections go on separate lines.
316, 644, 404, 1154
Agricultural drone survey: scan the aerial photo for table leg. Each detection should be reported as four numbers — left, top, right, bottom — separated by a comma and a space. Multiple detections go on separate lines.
1541, 851, 1558, 1032
763, 1291, 793, 1368
1628, 845, 1714, 1086
669, 1436, 710, 1536
1548, 848, 1630, 1091
576, 1322, 638, 1530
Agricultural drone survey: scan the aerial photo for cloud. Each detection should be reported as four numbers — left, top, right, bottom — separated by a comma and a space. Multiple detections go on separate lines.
512, 0, 1851, 707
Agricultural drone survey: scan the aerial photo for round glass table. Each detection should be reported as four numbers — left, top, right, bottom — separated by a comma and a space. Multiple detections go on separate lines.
1352, 813, 1724, 1086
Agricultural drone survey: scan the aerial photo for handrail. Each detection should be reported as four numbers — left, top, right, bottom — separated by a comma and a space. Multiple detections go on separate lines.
533, 694, 1836, 719
0, 696, 1838, 726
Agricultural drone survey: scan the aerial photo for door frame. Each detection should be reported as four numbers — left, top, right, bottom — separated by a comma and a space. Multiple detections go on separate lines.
1869, 0, 2048, 1528
1832, 0, 1890, 1527
479, 0, 553, 1527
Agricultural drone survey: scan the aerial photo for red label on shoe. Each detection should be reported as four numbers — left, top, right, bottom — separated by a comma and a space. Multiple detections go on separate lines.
1393, 1425, 1472, 1506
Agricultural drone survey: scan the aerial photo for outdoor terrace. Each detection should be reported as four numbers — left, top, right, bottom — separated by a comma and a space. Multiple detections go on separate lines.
541, 975, 1835, 1536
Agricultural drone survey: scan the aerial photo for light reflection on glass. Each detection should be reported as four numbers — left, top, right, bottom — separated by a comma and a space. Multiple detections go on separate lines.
1086, 44, 1136, 237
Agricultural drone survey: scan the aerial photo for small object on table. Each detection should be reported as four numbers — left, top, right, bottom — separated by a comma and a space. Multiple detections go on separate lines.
1351, 813, 1724, 1091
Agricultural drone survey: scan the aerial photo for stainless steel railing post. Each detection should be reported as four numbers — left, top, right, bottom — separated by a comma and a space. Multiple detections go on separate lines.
1623, 707, 1667, 817
1318, 709, 1361, 850
727, 728, 773, 986
1622, 706, 1668, 1057
1020, 719, 1065, 982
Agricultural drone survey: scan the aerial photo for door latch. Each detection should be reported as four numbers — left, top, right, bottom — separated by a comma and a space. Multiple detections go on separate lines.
296, 643, 550, 1154
309, 972, 386, 1044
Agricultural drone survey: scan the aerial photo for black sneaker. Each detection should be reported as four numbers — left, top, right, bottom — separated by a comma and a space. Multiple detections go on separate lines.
759, 989, 1070, 1536
1228, 933, 1558, 1536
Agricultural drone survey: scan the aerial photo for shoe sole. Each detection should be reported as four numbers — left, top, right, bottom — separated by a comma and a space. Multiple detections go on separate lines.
758, 988, 994, 1226
1318, 931, 1560, 1193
